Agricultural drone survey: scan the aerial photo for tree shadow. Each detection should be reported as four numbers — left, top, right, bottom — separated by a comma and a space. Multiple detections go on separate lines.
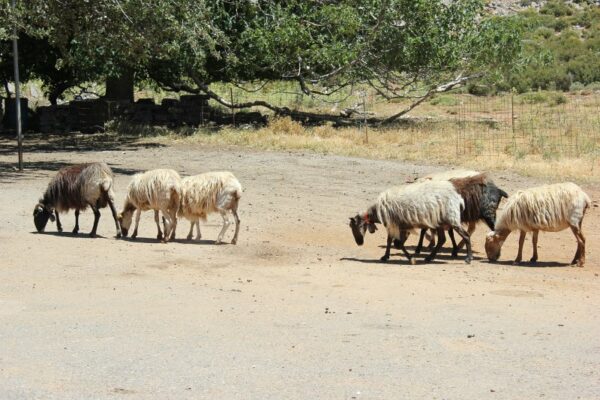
0, 160, 144, 183
0, 132, 165, 156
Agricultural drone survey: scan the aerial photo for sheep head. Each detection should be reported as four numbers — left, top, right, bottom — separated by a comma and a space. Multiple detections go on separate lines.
485, 231, 505, 261
33, 202, 55, 233
117, 210, 133, 237
349, 213, 377, 246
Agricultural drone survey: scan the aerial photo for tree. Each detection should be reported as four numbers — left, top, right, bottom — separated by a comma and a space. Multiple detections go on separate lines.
2, 0, 521, 120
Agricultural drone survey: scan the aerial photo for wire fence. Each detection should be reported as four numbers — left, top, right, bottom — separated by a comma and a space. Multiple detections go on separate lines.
209, 82, 599, 161
456, 93, 600, 159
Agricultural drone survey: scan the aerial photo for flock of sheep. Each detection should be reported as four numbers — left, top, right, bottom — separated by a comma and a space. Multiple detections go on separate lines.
32, 162, 591, 267
349, 169, 591, 267
33, 162, 242, 245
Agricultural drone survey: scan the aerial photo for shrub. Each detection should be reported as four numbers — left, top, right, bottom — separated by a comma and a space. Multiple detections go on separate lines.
570, 81, 585, 91
430, 95, 460, 106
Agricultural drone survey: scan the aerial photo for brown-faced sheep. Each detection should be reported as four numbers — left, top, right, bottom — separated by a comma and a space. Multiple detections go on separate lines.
485, 182, 591, 267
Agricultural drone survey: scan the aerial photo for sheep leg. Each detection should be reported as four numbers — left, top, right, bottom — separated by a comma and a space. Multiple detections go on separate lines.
216, 211, 231, 244
167, 209, 177, 241
452, 225, 472, 264
427, 229, 436, 250
154, 210, 163, 241
107, 196, 121, 238
231, 208, 241, 245
449, 228, 458, 257
570, 225, 585, 267
55, 211, 62, 232
186, 221, 195, 241
89, 205, 100, 238
424, 228, 446, 263
393, 230, 408, 250
195, 219, 202, 240
530, 230, 539, 263
514, 230, 526, 264
131, 209, 142, 239
415, 229, 428, 255
455, 221, 476, 252
380, 235, 393, 262
72, 210, 80, 234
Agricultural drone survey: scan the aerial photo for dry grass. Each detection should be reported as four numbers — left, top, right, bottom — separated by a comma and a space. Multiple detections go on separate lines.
141, 115, 600, 183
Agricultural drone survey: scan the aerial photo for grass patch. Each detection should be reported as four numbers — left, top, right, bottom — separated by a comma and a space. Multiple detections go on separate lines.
132, 115, 600, 184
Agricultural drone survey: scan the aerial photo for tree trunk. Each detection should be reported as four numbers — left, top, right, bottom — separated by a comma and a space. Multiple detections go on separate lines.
105, 70, 134, 102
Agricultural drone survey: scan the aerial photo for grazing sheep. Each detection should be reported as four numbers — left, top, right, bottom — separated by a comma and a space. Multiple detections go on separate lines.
178, 171, 242, 244
118, 169, 181, 242
416, 169, 480, 183
485, 182, 591, 267
400, 170, 508, 256
33, 162, 121, 237
349, 180, 472, 264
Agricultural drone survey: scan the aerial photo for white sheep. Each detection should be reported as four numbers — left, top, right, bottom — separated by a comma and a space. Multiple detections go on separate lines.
485, 182, 591, 267
349, 180, 472, 264
416, 168, 480, 183
405, 169, 481, 252
178, 171, 242, 244
117, 169, 181, 242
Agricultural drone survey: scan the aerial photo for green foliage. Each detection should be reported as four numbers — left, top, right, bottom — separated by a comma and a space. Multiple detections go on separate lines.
1, 0, 521, 108
430, 95, 460, 106
504, 0, 600, 93
518, 91, 567, 106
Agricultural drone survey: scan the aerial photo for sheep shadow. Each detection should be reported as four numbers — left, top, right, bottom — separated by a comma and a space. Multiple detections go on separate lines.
491, 260, 572, 268
32, 231, 112, 239
340, 256, 449, 266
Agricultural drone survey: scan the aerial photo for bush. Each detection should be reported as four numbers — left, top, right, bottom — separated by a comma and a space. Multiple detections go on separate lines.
429, 95, 460, 106
570, 81, 585, 91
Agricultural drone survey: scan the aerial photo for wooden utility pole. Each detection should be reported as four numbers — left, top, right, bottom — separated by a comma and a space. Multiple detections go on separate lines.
11, 0, 23, 171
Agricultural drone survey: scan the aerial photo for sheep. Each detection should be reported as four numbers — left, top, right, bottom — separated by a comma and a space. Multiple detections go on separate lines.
485, 182, 591, 267
178, 171, 242, 244
349, 180, 473, 264
416, 169, 480, 183
33, 162, 121, 238
117, 169, 181, 242
397, 169, 480, 250
397, 170, 508, 257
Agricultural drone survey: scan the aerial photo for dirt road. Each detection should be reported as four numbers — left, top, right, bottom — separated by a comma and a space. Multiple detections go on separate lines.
1, 137, 599, 399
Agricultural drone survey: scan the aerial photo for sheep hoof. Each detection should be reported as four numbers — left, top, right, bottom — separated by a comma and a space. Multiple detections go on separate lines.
380, 255, 389, 262
409, 258, 416, 265
424, 256, 433, 263
57, 227, 63, 233
451, 251, 459, 258
529, 257, 537, 264
157, 233, 163, 240
116, 232, 122, 239
414, 248, 421, 255
231, 239, 237, 245
186, 234, 193, 241
89, 232, 96, 238
513, 258, 522, 265
465, 257, 472, 264
72, 229, 79, 235
215, 240, 222, 245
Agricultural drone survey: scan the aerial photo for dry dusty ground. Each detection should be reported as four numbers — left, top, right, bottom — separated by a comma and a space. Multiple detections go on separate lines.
0, 135, 599, 400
